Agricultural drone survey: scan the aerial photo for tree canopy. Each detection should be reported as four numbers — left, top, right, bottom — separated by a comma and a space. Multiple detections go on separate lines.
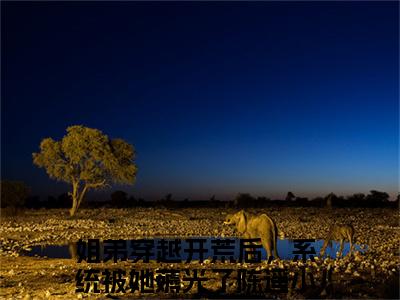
33, 125, 137, 216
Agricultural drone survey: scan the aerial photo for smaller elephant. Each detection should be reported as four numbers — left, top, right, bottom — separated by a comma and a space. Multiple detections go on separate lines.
224, 210, 279, 259
320, 224, 354, 258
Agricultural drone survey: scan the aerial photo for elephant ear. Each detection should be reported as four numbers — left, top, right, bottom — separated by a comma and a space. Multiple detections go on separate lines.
237, 210, 247, 234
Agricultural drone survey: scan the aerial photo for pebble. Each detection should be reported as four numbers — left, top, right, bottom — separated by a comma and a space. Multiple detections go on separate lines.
1, 207, 398, 297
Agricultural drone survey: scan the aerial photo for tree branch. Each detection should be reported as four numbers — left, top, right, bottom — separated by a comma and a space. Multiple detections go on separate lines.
86, 179, 107, 189
77, 184, 88, 208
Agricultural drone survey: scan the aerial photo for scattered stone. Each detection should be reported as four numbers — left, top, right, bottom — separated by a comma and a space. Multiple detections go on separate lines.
0, 207, 398, 299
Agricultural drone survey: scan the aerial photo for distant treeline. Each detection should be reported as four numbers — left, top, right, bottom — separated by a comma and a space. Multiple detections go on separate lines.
3, 182, 398, 210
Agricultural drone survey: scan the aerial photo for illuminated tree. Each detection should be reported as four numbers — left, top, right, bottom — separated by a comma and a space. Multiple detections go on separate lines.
33, 125, 137, 216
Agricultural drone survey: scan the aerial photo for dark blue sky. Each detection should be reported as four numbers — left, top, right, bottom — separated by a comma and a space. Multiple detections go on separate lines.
2, 2, 398, 200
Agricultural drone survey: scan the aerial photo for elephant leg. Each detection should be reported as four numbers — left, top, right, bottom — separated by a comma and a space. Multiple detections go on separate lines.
338, 239, 344, 258
243, 233, 256, 261
320, 239, 329, 258
261, 237, 273, 260
348, 235, 353, 256
273, 239, 279, 259
250, 236, 262, 261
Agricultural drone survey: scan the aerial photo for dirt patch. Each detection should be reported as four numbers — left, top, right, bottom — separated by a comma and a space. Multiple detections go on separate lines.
0, 207, 399, 299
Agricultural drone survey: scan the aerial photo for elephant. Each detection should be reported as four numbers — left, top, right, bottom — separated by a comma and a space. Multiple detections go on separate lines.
224, 210, 279, 259
319, 224, 354, 258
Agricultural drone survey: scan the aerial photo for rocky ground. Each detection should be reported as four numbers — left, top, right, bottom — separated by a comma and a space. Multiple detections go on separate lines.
0, 207, 399, 299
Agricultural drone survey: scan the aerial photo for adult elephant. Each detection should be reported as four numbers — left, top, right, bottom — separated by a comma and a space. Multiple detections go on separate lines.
224, 210, 279, 259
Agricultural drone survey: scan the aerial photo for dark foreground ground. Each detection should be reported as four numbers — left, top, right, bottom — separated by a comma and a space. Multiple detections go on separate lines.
0, 207, 399, 299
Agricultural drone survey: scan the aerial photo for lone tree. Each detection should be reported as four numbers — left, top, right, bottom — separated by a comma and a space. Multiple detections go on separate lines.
285, 191, 295, 202
325, 192, 336, 209
33, 125, 137, 216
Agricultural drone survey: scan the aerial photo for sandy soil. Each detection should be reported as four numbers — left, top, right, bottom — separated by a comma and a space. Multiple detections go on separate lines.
0, 207, 399, 299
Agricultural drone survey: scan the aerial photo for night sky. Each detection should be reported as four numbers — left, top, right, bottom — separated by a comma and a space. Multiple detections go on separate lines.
2, 2, 398, 200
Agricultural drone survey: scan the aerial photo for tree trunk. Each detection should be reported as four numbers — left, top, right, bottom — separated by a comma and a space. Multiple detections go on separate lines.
69, 181, 79, 217
69, 182, 89, 217
77, 185, 88, 209
70, 194, 79, 217
69, 180, 105, 216
326, 195, 332, 209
